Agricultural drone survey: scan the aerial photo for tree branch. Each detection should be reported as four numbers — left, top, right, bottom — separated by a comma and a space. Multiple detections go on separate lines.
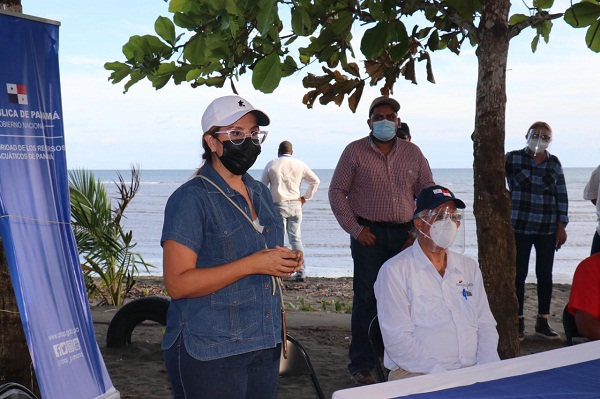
508, 12, 563, 39
421, 2, 480, 43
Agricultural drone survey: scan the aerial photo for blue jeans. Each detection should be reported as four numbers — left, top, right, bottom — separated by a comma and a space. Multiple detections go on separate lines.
164, 335, 281, 399
514, 232, 556, 316
348, 224, 409, 374
591, 231, 600, 256
274, 201, 305, 273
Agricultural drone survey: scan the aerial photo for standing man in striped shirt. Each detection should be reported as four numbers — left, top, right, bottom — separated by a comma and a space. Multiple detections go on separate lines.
329, 96, 434, 385
505, 121, 568, 342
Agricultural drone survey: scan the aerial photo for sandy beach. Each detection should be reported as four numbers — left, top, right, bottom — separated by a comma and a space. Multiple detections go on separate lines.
93, 278, 573, 399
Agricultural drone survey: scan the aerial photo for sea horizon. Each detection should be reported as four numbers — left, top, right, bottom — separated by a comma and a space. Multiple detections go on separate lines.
88, 167, 598, 284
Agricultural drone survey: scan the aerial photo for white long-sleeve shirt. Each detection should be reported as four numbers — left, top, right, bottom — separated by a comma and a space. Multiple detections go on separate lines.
374, 240, 500, 374
261, 154, 320, 203
583, 165, 600, 235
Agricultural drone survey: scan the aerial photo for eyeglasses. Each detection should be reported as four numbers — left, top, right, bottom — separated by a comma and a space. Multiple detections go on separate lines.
216, 130, 268, 146
419, 210, 463, 222
529, 133, 552, 142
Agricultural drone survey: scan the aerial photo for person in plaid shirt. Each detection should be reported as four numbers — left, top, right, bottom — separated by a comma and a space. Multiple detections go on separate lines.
505, 121, 568, 342
329, 96, 434, 385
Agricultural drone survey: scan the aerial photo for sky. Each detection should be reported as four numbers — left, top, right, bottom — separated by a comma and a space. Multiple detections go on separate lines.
22, 0, 600, 171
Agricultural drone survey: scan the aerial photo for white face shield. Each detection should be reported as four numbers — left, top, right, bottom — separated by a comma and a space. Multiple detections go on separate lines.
416, 206, 465, 254
526, 128, 551, 156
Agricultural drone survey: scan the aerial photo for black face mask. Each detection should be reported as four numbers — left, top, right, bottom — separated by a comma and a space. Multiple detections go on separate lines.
219, 139, 261, 175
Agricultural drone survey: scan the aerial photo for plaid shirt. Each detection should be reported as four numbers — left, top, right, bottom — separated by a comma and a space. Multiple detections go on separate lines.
505, 147, 569, 235
329, 136, 434, 238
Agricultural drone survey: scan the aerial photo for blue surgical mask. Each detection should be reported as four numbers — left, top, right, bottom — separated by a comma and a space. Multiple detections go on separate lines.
372, 120, 397, 142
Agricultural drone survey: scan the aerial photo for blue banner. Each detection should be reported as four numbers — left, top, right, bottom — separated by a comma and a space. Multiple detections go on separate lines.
0, 11, 119, 399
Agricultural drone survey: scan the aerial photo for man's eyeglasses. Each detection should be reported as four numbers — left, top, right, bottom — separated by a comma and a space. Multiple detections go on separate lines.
529, 133, 552, 142
216, 130, 268, 146
419, 210, 463, 222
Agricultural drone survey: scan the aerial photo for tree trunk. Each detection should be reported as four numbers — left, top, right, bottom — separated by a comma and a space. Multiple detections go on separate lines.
0, 1, 41, 395
0, 0, 22, 12
473, 0, 519, 359
0, 242, 40, 395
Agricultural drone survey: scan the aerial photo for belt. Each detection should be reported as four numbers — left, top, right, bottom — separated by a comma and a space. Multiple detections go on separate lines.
357, 216, 412, 230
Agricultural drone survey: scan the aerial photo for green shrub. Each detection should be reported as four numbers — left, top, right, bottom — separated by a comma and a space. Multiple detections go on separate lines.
69, 165, 152, 305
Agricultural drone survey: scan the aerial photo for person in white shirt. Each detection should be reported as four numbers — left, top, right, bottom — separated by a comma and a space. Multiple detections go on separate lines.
261, 141, 320, 281
374, 185, 500, 381
583, 165, 600, 255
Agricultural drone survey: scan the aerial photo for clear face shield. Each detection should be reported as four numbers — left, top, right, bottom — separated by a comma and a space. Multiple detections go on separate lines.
526, 128, 551, 156
416, 206, 465, 254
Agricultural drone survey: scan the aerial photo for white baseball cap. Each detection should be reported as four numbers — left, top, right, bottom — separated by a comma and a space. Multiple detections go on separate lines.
201, 95, 270, 133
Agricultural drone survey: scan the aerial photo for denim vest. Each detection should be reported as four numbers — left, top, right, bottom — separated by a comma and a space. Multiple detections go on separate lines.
161, 162, 284, 360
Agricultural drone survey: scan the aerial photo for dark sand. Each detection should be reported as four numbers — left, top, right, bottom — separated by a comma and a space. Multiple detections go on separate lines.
93, 278, 572, 398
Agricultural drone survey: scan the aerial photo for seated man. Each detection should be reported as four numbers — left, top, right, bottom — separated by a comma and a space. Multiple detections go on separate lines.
568, 253, 600, 341
374, 185, 500, 380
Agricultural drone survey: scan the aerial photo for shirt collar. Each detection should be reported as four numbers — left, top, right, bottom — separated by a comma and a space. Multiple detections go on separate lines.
412, 237, 461, 276
368, 135, 398, 153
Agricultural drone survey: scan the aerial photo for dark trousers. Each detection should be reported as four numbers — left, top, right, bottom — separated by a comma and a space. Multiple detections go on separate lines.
515, 232, 556, 316
164, 335, 281, 399
591, 231, 600, 256
348, 224, 409, 374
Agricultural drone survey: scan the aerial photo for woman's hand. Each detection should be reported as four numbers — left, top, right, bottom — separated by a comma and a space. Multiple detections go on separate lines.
251, 246, 303, 277
163, 241, 306, 299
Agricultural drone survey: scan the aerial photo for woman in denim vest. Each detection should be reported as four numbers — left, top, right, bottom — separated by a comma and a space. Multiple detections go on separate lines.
161, 95, 303, 399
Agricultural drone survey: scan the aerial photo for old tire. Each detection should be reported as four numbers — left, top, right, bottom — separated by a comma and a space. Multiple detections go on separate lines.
106, 296, 170, 348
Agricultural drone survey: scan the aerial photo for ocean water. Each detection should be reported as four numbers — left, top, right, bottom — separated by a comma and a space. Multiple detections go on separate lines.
90, 167, 597, 284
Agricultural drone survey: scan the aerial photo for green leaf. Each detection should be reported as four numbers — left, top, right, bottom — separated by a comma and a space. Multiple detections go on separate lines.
585, 20, 600, 51
122, 35, 146, 62
169, 0, 192, 13
291, 6, 313, 36
330, 11, 353, 36
298, 46, 313, 64
155, 16, 176, 46
172, 64, 196, 85
443, 0, 479, 20
257, 0, 277, 36
173, 11, 200, 30
148, 73, 171, 90
368, 0, 385, 21
531, 34, 540, 52
186, 68, 203, 81
252, 53, 282, 93
360, 21, 392, 60
183, 34, 206, 65
508, 13, 529, 26
281, 55, 298, 78
564, 2, 600, 28
155, 62, 178, 75
104, 62, 131, 84
415, 26, 432, 40
144, 35, 172, 55
427, 30, 440, 51
533, 0, 554, 10
123, 71, 146, 93
225, 0, 242, 16
540, 20, 552, 43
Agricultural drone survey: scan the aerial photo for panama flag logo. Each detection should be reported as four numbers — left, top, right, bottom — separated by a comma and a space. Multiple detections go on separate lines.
7, 83, 28, 105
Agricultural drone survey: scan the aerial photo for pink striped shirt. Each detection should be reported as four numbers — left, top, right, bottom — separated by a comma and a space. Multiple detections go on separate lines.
329, 136, 434, 238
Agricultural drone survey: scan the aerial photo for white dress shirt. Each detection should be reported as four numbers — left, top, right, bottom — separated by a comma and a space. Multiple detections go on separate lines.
583, 165, 600, 235
374, 239, 500, 374
261, 154, 320, 203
